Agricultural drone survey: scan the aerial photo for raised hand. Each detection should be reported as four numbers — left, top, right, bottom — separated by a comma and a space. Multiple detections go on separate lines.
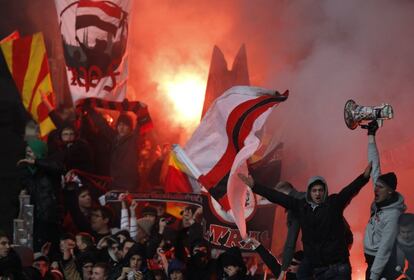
39, 90, 54, 112
244, 237, 261, 250
17, 158, 35, 166
41, 241, 51, 256
362, 120, 379, 136
159, 218, 167, 234
130, 200, 137, 217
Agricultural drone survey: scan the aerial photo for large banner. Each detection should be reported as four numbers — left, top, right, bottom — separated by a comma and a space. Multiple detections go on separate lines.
55, 0, 132, 103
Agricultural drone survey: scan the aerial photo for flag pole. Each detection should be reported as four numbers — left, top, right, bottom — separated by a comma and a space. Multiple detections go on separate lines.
172, 144, 202, 179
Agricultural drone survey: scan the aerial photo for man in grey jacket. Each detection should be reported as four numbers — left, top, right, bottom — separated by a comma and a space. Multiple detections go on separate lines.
364, 121, 406, 280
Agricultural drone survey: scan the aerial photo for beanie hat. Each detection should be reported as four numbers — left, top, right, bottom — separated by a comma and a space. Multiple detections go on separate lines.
180, 205, 198, 215
60, 232, 75, 242
124, 243, 146, 265
33, 252, 49, 263
219, 246, 245, 268
141, 206, 157, 218
168, 259, 186, 276
27, 139, 47, 159
377, 172, 397, 190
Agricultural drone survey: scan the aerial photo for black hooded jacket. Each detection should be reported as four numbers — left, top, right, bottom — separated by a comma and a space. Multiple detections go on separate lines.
0, 249, 25, 279
108, 243, 154, 280
252, 173, 369, 267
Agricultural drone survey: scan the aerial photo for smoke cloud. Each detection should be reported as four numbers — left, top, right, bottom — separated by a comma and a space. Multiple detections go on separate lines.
248, 1, 414, 273
3, 0, 414, 274
127, 0, 414, 273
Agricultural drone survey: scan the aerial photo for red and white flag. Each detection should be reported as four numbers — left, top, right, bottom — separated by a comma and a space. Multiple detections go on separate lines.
54, 0, 132, 103
169, 86, 288, 238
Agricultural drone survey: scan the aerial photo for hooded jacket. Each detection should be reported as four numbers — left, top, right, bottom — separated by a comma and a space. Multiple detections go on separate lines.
108, 243, 154, 280
252, 172, 369, 267
364, 141, 406, 280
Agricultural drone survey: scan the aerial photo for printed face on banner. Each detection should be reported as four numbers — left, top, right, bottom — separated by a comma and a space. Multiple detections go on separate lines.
56, 0, 131, 102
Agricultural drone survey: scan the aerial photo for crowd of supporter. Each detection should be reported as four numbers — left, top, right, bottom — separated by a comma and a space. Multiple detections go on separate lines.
0, 99, 413, 280
0, 102, 285, 280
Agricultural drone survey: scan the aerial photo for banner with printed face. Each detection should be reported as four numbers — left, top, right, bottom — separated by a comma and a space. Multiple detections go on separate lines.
55, 0, 132, 103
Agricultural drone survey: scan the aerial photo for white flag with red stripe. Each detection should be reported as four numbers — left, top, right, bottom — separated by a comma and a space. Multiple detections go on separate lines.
182, 86, 288, 237
54, 0, 132, 104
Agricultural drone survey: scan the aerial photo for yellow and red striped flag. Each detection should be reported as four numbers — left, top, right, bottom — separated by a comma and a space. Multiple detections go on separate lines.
0, 30, 20, 44
0, 32, 55, 137
163, 150, 194, 193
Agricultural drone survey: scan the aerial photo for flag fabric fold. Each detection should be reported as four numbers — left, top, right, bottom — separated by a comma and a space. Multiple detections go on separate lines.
0, 32, 56, 137
164, 145, 201, 194
164, 85, 288, 238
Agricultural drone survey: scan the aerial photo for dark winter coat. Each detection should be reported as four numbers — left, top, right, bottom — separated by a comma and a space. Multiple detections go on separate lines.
252, 173, 369, 267
19, 159, 64, 224
0, 249, 25, 279
89, 109, 140, 191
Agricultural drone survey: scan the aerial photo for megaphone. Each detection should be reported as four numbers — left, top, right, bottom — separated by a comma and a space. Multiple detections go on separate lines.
344, 99, 394, 130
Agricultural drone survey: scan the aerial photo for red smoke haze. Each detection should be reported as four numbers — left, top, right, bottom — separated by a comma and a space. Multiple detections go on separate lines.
125, 1, 414, 274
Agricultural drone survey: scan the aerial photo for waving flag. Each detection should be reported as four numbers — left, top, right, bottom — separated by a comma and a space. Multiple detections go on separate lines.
0, 31, 20, 44
55, 0, 132, 104
164, 86, 288, 237
0, 32, 56, 137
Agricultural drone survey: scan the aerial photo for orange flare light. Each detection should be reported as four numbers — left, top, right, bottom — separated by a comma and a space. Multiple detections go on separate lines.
158, 71, 206, 130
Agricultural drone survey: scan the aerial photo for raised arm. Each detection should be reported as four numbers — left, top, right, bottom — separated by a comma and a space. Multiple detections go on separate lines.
249, 238, 281, 278
129, 200, 138, 240
366, 121, 381, 188
336, 163, 371, 209
238, 174, 300, 210
119, 194, 129, 230
85, 106, 116, 140
131, 102, 152, 139
40, 90, 66, 128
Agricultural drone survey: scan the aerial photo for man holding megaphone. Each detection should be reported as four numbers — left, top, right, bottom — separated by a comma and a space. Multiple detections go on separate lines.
363, 120, 407, 280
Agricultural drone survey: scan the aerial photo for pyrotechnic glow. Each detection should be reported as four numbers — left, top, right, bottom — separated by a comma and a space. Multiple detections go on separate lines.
158, 71, 206, 129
